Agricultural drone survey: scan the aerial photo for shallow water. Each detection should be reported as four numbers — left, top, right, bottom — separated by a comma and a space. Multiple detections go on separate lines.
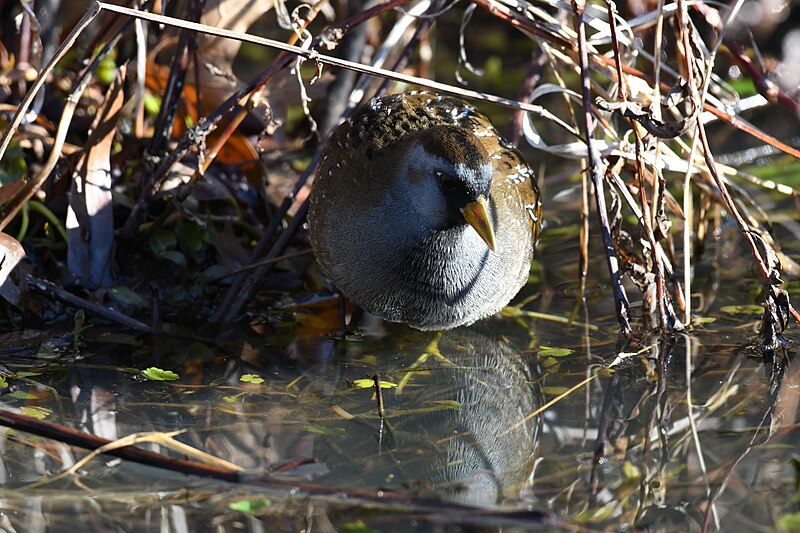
0, 192, 798, 532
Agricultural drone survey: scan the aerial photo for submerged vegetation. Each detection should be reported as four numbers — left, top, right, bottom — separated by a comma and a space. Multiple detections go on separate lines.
0, 0, 799, 530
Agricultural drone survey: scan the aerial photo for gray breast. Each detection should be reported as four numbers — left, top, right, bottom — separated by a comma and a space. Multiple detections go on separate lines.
311, 190, 531, 331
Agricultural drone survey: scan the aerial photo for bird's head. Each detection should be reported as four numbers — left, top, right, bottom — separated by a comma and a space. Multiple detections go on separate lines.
391, 125, 496, 251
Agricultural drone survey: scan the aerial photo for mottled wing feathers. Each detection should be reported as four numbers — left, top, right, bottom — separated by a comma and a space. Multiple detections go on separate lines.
323, 92, 542, 243
489, 141, 542, 247
324, 90, 541, 246
334, 93, 481, 156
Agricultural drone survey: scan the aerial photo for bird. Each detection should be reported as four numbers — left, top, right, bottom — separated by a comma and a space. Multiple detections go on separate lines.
308, 92, 542, 331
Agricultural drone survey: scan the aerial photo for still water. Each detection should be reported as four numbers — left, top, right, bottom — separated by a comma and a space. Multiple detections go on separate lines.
0, 197, 797, 532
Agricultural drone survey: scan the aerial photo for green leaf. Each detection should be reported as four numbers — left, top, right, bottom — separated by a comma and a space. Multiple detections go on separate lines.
228, 498, 271, 513
720, 305, 763, 316
574, 501, 617, 523
0, 145, 27, 185
199, 265, 231, 282
354, 355, 378, 365
12, 372, 40, 379
8, 390, 37, 400
426, 400, 461, 410
540, 346, 574, 357
109, 287, 149, 309
0, 376, 7, 389
96, 54, 117, 84
144, 93, 161, 116
728, 77, 757, 98
95, 332, 144, 346
148, 229, 177, 256
541, 357, 561, 370
622, 461, 641, 480
142, 367, 179, 381
341, 520, 379, 533
778, 512, 800, 532
159, 250, 187, 268
20, 406, 51, 419
541, 386, 569, 395
353, 378, 397, 389
240, 374, 265, 384
178, 221, 207, 254
73, 309, 86, 332
302, 425, 347, 437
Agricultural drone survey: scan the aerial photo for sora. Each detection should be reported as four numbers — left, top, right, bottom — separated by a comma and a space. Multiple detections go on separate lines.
308, 92, 541, 331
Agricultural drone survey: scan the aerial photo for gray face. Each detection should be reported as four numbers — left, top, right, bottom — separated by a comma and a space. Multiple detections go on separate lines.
412, 126, 494, 228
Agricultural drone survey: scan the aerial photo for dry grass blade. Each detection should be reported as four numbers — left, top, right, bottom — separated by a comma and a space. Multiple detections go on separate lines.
0, 4, 101, 161
96, 1, 557, 115
26, 430, 244, 489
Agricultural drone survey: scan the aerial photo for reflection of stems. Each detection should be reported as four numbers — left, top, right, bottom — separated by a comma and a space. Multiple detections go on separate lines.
701, 405, 772, 533
638, 338, 670, 519
373, 374, 385, 420
685, 334, 718, 528
0, 406, 561, 527
582, 299, 593, 447
501, 306, 599, 331
699, 350, 787, 532
503, 371, 600, 437
373, 373, 398, 451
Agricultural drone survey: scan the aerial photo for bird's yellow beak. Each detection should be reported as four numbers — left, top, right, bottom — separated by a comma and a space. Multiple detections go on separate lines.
460, 195, 496, 252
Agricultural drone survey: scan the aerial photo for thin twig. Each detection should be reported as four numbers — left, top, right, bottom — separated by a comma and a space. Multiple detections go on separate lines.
0, 7, 125, 230
0, 4, 101, 161
26, 275, 152, 332
97, 1, 560, 116
573, 0, 632, 339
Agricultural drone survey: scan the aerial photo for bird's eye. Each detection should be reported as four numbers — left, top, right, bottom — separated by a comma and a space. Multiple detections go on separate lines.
435, 171, 457, 190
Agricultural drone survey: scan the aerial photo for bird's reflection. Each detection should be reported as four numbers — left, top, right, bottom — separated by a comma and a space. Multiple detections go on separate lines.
330, 325, 543, 507
0, 325, 542, 514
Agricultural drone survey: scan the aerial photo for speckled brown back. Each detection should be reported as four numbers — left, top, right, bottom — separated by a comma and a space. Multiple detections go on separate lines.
323, 92, 541, 245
